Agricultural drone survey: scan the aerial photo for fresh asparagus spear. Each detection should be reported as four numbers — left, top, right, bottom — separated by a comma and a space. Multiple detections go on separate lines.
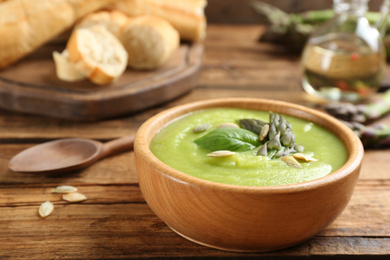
360, 124, 390, 148
341, 119, 390, 148
323, 88, 390, 148
324, 89, 390, 124
251, 1, 314, 52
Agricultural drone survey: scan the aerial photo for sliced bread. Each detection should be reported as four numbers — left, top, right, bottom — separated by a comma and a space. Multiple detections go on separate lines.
52, 50, 85, 82
66, 25, 128, 85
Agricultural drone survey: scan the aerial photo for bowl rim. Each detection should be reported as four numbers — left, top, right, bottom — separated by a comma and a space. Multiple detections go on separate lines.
134, 98, 364, 193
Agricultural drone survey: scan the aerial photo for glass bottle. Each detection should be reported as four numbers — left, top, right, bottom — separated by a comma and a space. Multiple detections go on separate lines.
301, 0, 388, 102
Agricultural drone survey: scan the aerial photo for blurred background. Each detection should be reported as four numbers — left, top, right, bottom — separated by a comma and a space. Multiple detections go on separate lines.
205, 0, 385, 24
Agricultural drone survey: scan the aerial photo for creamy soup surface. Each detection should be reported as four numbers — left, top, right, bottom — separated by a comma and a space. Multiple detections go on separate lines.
150, 108, 348, 186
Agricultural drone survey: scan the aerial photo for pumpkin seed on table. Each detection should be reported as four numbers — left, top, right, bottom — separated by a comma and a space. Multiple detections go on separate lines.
39, 201, 54, 218
62, 192, 87, 202
52, 185, 78, 194
207, 150, 236, 157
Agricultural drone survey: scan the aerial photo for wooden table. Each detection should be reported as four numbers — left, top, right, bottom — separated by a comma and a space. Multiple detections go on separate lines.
1, 25, 389, 259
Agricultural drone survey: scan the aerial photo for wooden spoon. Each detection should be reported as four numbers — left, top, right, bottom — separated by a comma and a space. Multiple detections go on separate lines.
8, 135, 135, 174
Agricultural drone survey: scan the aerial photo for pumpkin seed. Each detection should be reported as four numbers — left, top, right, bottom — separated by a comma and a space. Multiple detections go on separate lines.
39, 201, 54, 218
282, 156, 302, 168
216, 122, 239, 129
193, 123, 212, 133
52, 185, 78, 194
207, 150, 235, 157
259, 124, 269, 141
62, 192, 87, 202
293, 153, 318, 162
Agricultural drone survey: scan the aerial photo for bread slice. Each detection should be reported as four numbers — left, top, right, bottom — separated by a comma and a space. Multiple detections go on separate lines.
109, 0, 207, 42
121, 15, 179, 69
66, 25, 128, 85
75, 9, 130, 39
52, 50, 85, 82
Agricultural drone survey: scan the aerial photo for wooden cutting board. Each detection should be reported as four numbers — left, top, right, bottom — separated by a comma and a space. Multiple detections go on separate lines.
0, 43, 203, 121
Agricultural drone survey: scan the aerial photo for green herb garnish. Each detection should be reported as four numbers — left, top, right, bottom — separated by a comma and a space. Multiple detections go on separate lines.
193, 112, 314, 168
194, 127, 261, 152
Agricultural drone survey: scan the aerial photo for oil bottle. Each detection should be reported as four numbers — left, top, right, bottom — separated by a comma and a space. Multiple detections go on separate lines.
301, 0, 389, 101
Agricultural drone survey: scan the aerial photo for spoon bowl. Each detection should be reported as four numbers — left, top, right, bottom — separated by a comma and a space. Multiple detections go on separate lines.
9, 135, 134, 174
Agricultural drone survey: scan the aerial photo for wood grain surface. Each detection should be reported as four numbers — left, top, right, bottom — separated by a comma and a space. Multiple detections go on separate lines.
0, 25, 389, 259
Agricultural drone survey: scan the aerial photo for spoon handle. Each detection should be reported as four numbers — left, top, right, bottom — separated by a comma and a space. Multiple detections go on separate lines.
99, 135, 135, 159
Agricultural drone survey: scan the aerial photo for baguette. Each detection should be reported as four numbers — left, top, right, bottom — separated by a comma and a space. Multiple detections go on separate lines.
109, 0, 207, 42
0, 0, 115, 69
66, 25, 128, 85
121, 15, 179, 69
75, 9, 130, 39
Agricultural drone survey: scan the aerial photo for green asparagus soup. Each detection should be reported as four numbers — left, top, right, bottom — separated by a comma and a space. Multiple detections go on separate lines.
150, 108, 348, 186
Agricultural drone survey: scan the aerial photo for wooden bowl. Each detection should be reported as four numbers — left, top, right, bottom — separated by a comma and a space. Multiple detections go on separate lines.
134, 98, 364, 252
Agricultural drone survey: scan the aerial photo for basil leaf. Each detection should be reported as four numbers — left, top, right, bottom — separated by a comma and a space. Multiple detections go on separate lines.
194, 128, 260, 152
